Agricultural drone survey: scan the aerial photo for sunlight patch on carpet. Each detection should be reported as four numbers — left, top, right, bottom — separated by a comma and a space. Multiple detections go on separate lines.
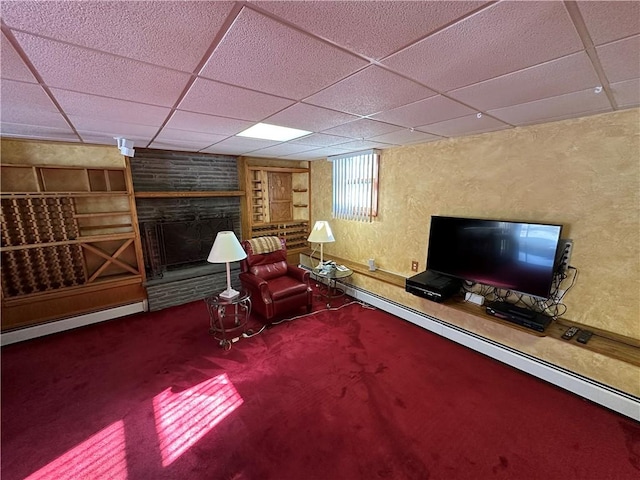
25, 420, 127, 480
153, 373, 243, 467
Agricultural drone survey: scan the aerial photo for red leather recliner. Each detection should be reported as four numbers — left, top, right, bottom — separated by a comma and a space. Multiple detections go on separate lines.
239, 237, 312, 322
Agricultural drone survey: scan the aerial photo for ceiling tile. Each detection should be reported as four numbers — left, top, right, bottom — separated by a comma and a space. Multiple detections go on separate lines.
372, 95, 475, 128
448, 52, 599, 111
285, 146, 354, 160
51, 89, 171, 127
322, 118, 402, 139
147, 141, 203, 153
202, 136, 280, 155
153, 128, 227, 147
577, 1, 640, 46
597, 35, 640, 84
68, 116, 159, 142
1, 1, 235, 72
419, 114, 510, 137
289, 133, 351, 147
265, 103, 357, 132
280, 150, 327, 161
255, 1, 490, 60
0, 122, 78, 142
1, 32, 37, 83
369, 129, 441, 146
488, 88, 612, 126
306, 66, 436, 116
335, 139, 394, 151
610, 79, 640, 108
1, 80, 68, 128
178, 78, 294, 121
12, 32, 191, 107
199, 7, 367, 99
77, 132, 147, 147
166, 111, 253, 136
382, 1, 583, 91
246, 143, 318, 157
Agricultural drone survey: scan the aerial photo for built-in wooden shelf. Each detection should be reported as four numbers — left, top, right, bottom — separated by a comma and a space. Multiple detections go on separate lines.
134, 191, 244, 198
1, 162, 145, 331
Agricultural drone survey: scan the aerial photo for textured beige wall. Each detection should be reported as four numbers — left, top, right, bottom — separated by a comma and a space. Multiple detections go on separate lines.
1, 139, 124, 167
311, 109, 640, 392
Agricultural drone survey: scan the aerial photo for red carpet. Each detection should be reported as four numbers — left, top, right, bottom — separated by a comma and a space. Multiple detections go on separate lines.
1, 293, 639, 479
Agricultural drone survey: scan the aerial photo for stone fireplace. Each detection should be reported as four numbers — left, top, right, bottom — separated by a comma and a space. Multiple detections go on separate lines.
130, 149, 243, 311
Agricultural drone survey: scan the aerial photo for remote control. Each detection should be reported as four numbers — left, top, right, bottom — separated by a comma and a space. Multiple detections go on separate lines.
561, 326, 580, 340
576, 330, 593, 344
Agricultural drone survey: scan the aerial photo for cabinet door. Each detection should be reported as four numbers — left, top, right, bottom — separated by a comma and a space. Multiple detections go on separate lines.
267, 172, 292, 222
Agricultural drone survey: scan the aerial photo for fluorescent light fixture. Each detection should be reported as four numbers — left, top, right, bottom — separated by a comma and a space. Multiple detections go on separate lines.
236, 123, 311, 142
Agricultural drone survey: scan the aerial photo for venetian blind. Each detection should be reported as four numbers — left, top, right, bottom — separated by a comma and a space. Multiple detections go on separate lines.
330, 149, 379, 222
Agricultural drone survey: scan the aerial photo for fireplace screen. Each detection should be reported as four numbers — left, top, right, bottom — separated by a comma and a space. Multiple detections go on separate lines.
141, 217, 233, 278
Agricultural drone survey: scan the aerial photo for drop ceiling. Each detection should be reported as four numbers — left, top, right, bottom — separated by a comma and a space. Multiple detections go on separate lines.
1, 1, 638, 160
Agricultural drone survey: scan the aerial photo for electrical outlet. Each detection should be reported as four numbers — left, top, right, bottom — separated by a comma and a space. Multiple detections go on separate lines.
556, 239, 573, 272
411, 260, 419, 272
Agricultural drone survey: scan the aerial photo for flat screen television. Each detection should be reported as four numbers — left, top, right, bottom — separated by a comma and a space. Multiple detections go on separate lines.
426, 216, 563, 299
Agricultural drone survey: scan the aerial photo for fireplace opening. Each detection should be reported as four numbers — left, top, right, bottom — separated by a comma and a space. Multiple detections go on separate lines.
141, 217, 233, 279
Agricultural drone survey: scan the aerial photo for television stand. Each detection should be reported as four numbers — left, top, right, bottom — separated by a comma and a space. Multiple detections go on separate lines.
485, 301, 552, 333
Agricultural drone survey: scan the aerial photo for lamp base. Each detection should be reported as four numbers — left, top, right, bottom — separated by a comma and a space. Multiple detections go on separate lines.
219, 288, 240, 299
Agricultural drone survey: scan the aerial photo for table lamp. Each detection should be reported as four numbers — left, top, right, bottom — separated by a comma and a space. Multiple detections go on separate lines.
207, 231, 247, 299
307, 220, 335, 268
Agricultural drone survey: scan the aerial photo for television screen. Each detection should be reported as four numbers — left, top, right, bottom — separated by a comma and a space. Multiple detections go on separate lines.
426, 216, 562, 299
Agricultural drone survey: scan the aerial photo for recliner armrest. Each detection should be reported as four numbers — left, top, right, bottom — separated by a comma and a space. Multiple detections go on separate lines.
287, 265, 310, 284
239, 272, 272, 304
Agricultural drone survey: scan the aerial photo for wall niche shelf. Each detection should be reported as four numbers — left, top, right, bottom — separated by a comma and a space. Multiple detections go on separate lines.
240, 161, 310, 259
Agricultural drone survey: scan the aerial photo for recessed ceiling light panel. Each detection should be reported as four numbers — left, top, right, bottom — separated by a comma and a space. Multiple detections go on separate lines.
236, 123, 312, 142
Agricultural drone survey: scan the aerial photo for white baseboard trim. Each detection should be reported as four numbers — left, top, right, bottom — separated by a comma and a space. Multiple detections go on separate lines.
1, 301, 147, 347
343, 284, 640, 421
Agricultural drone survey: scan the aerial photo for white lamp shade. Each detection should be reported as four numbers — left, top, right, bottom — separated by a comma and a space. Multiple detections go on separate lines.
307, 221, 335, 243
207, 231, 247, 263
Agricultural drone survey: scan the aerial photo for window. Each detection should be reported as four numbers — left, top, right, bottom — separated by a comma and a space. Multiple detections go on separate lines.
331, 149, 379, 222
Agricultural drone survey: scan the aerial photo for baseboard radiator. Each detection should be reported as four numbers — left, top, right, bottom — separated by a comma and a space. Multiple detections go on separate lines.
0, 301, 147, 347
342, 283, 640, 422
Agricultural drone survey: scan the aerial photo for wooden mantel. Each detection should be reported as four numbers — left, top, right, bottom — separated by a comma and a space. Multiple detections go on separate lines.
134, 190, 245, 198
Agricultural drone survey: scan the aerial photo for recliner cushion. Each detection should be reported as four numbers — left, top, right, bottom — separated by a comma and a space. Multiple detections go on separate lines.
250, 260, 288, 280
267, 276, 309, 300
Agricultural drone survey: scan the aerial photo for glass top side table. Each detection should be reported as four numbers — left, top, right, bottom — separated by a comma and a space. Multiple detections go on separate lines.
203, 289, 252, 350
313, 266, 353, 308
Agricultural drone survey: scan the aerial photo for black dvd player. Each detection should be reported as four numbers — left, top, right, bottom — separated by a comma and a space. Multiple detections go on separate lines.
405, 270, 462, 303
485, 301, 552, 332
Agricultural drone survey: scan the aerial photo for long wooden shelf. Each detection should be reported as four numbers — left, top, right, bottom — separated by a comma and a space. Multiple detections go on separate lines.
550, 317, 640, 366
247, 166, 308, 173
134, 190, 244, 198
2, 274, 144, 306
451, 298, 640, 366
0, 232, 136, 251
300, 249, 405, 288
0, 163, 126, 171
74, 212, 131, 218
300, 249, 640, 367
1, 192, 127, 198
